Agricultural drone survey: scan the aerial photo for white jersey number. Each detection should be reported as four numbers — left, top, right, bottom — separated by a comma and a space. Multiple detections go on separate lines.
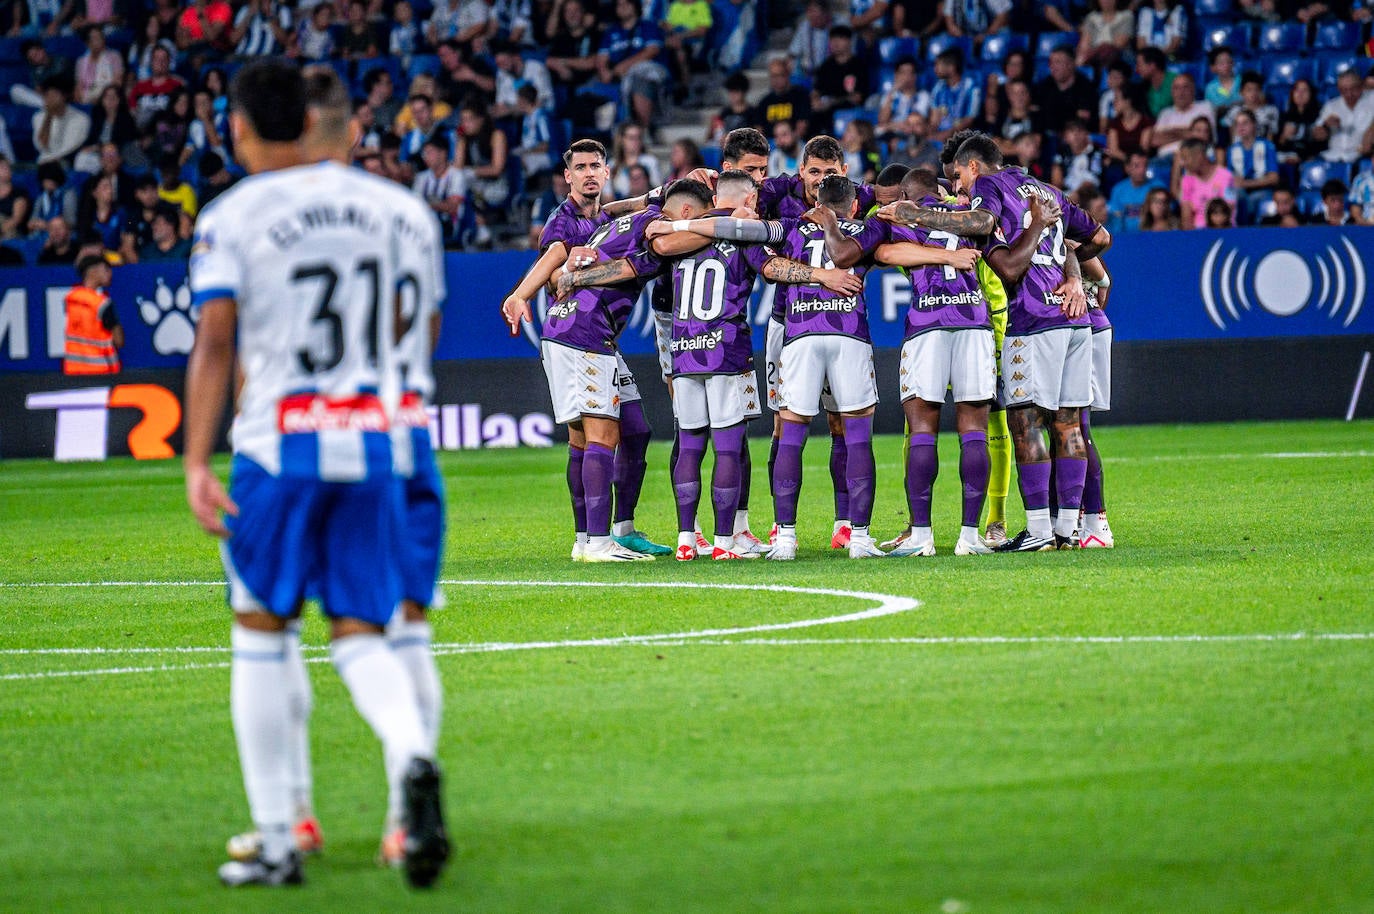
675, 258, 726, 322
927, 230, 961, 281
1020, 208, 1067, 268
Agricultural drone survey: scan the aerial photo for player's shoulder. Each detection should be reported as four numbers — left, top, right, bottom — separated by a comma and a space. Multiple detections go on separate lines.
196, 166, 301, 223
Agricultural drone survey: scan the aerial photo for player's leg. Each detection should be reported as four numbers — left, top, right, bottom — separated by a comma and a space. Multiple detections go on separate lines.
1049, 326, 1093, 548
954, 402, 994, 555
892, 395, 940, 557
567, 433, 588, 561
765, 317, 784, 545
1081, 327, 1113, 548
769, 413, 809, 560
710, 423, 749, 559
984, 304, 1011, 544
543, 341, 589, 559
612, 357, 670, 555
825, 339, 881, 558
826, 409, 851, 548
582, 413, 651, 561
732, 369, 766, 554
881, 417, 915, 550
671, 376, 709, 560
996, 404, 1056, 552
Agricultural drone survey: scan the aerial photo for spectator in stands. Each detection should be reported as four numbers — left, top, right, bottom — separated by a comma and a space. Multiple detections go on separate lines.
1204, 197, 1234, 228
929, 47, 981, 141
127, 17, 174, 81
149, 88, 192, 163
1177, 137, 1236, 228
29, 160, 73, 229
129, 44, 185, 130
594, 0, 670, 132
492, 0, 532, 45
355, 100, 384, 151
1153, 72, 1213, 157
82, 86, 139, 163
76, 172, 124, 251
338, 0, 380, 58
1310, 178, 1353, 224
985, 48, 1030, 101
624, 161, 653, 197
33, 75, 89, 166
414, 134, 466, 243
1348, 165, 1374, 224
231, 0, 293, 57
840, 118, 880, 183
451, 0, 496, 48
295, 1, 335, 61
940, 0, 1011, 53
183, 88, 228, 167
768, 118, 801, 174
1107, 149, 1163, 231
1052, 119, 1104, 199
1079, 185, 1109, 226
1019, 0, 1075, 35
83, 141, 136, 210
196, 150, 236, 207
891, 0, 943, 37
1226, 109, 1279, 222
877, 59, 930, 136
379, 131, 414, 184
388, 0, 421, 65
1317, 70, 1374, 163
970, 88, 1004, 136
0, 116, 11, 163
119, 174, 171, 259
1097, 59, 1130, 135
491, 38, 553, 118
176, 0, 233, 55
75, 25, 123, 105
1139, 186, 1179, 230
137, 207, 190, 260
789, 0, 833, 78
811, 25, 868, 122
400, 93, 445, 161
1134, 47, 1175, 117
362, 68, 404, 132
898, 111, 942, 170
37, 215, 78, 264
0, 156, 32, 241
545, 0, 599, 103
426, 0, 459, 44
1010, 129, 1048, 180
709, 72, 753, 145
514, 84, 553, 178
156, 155, 196, 223
1075, 0, 1133, 70
1203, 48, 1240, 116
1035, 47, 1096, 137
755, 56, 811, 138
1223, 72, 1279, 141
454, 99, 508, 245
666, 138, 702, 181
662, 0, 711, 94
1135, 0, 1185, 59
1258, 184, 1301, 225
996, 78, 1037, 146
610, 121, 661, 195
1277, 79, 1326, 163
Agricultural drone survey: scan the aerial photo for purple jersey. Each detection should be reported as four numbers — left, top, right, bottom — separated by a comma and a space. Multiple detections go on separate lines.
770, 216, 888, 345
1088, 285, 1111, 331
889, 196, 989, 338
758, 174, 877, 220
969, 168, 1100, 336
669, 212, 773, 375
542, 208, 663, 353
538, 196, 610, 252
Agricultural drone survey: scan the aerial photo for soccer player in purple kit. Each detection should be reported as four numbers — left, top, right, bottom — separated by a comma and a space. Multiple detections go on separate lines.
1080, 254, 1115, 548
502, 139, 670, 559
871, 167, 995, 556
947, 133, 1112, 551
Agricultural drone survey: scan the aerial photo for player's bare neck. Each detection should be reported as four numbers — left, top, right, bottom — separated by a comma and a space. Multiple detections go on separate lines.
242, 142, 309, 176
571, 193, 601, 217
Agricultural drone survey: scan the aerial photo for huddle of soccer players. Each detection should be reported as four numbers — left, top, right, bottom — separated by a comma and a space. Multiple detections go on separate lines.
183, 61, 451, 888
505, 124, 1117, 561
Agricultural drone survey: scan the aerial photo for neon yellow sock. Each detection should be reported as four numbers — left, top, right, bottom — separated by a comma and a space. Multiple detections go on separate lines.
986, 408, 1011, 526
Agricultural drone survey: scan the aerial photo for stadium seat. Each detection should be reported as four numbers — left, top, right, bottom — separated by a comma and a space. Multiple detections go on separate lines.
44, 34, 86, 60
1296, 189, 1324, 216
925, 33, 971, 64
979, 31, 1027, 64
1263, 56, 1314, 88
1202, 24, 1252, 54
407, 54, 441, 79
1312, 20, 1360, 52
1298, 160, 1352, 192
831, 106, 870, 138
1034, 31, 1077, 59
1193, 0, 1233, 15
878, 36, 918, 67
1257, 22, 1306, 54
1318, 55, 1361, 90
0, 36, 24, 63
0, 63, 28, 93
1355, 157, 1374, 179
700, 145, 722, 170
353, 56, 403, 96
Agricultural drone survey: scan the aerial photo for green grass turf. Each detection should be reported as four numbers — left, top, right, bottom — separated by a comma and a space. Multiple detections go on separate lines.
1, 419, 1373, 912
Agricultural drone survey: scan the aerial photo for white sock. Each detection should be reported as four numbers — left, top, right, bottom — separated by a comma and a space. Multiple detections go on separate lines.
1027, 507, 1053, 538
960, 525, 981, 544
574, 531, 588, 546
714, 534, 734, 552
1084, 512, 1108, 533
588, 534, 612, 550
330, 634, 428, 828
386, 617, 442, 825
612, 520, 634, 537
912, 525, 933, 544
733, 509, 749, 534
851, 525, 869, 540
230, 625, 293, 861
1053, 508, 1078, 538
678, 530, 695, 548
283, 624, 314, 822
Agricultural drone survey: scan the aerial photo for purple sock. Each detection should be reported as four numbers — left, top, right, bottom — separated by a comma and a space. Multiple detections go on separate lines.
829, 433, 850, 520
673, 430, 707, 534
1017, 460, 1052, 511
843, 416, 875, 527
959, 430, 990, 528
906, 433, 938, 527
737, 436, 752, 511
1081, 412, 1105, 514
772, 422, 808, 526
1054, 456, 1088, 516
567, 445, 587, 533
767, 434, 779, 499
613, 401, 651, 524
710, 425, 746, 538
582, 443, 616, 537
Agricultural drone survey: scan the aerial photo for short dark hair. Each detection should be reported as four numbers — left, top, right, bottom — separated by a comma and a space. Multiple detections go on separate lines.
1063, 118, 1088, 133
362, 67, 393, 92
1137, 47, 1166, 71
423, 134, 449, 154
722, 127, 769, 163
76, 254, 106, 279
940, 129, 981, 166
816, 174, 855, 210
828, 24, 853, 40
1321, 178, 1348, 198
724, 72, 749, 94
875, 163, 909, 187
230, 59, 306, 143
1207, 45, 1234, 65
37, 161, 66, 186
563, 138, 607, 169
894, 56, 918, 72
902, 167, 939, 198
40, 73, 74, 97
801, 135, 844, 164
517, 83, 539, 104
953, 133, 1003, 169
936, 47, 964, 73
135, 173, 159, 190
1179, 137, 1208, 156
1240, 70, 1264, 90
664, 177, 714, 209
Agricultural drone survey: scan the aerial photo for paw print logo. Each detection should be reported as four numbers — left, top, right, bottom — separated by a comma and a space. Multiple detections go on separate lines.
137, 277, 198, 355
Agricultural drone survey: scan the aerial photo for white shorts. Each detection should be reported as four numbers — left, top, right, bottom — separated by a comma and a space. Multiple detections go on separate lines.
1090, 327, 1112, 411
738, 369, 762, 420
673, 374, 747, 429
765, 318, 784, 411
615, 351, 641, 404
899, 328, 996, 404
778, 335, 877, 418
653, 310, 673, 382
1002, 326, 1092, 411
542, 341, 622, 424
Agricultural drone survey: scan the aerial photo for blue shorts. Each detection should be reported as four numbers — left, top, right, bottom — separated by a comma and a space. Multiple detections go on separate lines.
398, 429, 446, 607
221, 455, 402, 627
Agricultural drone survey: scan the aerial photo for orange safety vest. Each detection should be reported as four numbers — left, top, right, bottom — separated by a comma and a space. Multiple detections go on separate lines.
63, 286, 120, 375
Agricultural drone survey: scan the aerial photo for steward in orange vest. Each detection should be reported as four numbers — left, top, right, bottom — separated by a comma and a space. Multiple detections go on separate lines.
63, 255, 123, 375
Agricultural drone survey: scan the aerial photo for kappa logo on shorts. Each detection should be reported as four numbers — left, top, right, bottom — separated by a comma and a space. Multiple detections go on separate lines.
1010, 339, 1025, 348
585, 399, 600, 409
901, 383, 910, 393
585, 384, 597, 392
744, 383, 757, 395
1012, 371, 1026, 381
1012, 354, 1025, 364
900, 365, 908, 375
747, 399, 758, 410
1013, 387, 1026, 398
586, 366, 599, 377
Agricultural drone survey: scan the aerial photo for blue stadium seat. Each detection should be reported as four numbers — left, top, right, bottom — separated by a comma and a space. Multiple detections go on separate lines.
1296, 189, 1324, 216
0, 36, 24, 63
925, 33, 971, 64
353, 56, 403, 96
700, 145, 722, 170
1356, 157, 1374, 179
104, 27, 134, 54
1194, 0, 1233, 15
1263, 56, 1314, 87
979, 31, 1027, 64
878, 36, 918, 66
1257, 22, 1306, 54
0, 63, 28, 92
44, 34, 86, 60
1318, 55, 1362, 90
1312, 20, 1360, 52
407, 54, 441, 79
1034, 31, 1077, 59
831, 106, 870, 138
1202, 24, 1252, 54
1299, 160, 1352, 192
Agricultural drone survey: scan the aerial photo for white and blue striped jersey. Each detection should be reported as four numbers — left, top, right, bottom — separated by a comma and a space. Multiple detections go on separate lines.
930, 76, 982, 133
1226, 137, 1277, 181
189, 161, 418, 482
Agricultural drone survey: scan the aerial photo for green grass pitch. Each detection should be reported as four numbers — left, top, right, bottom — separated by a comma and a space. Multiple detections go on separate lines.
2, 419, 1373, 912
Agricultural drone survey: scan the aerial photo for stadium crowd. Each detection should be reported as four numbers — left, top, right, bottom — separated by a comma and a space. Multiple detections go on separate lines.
0, 0, 1372, 267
